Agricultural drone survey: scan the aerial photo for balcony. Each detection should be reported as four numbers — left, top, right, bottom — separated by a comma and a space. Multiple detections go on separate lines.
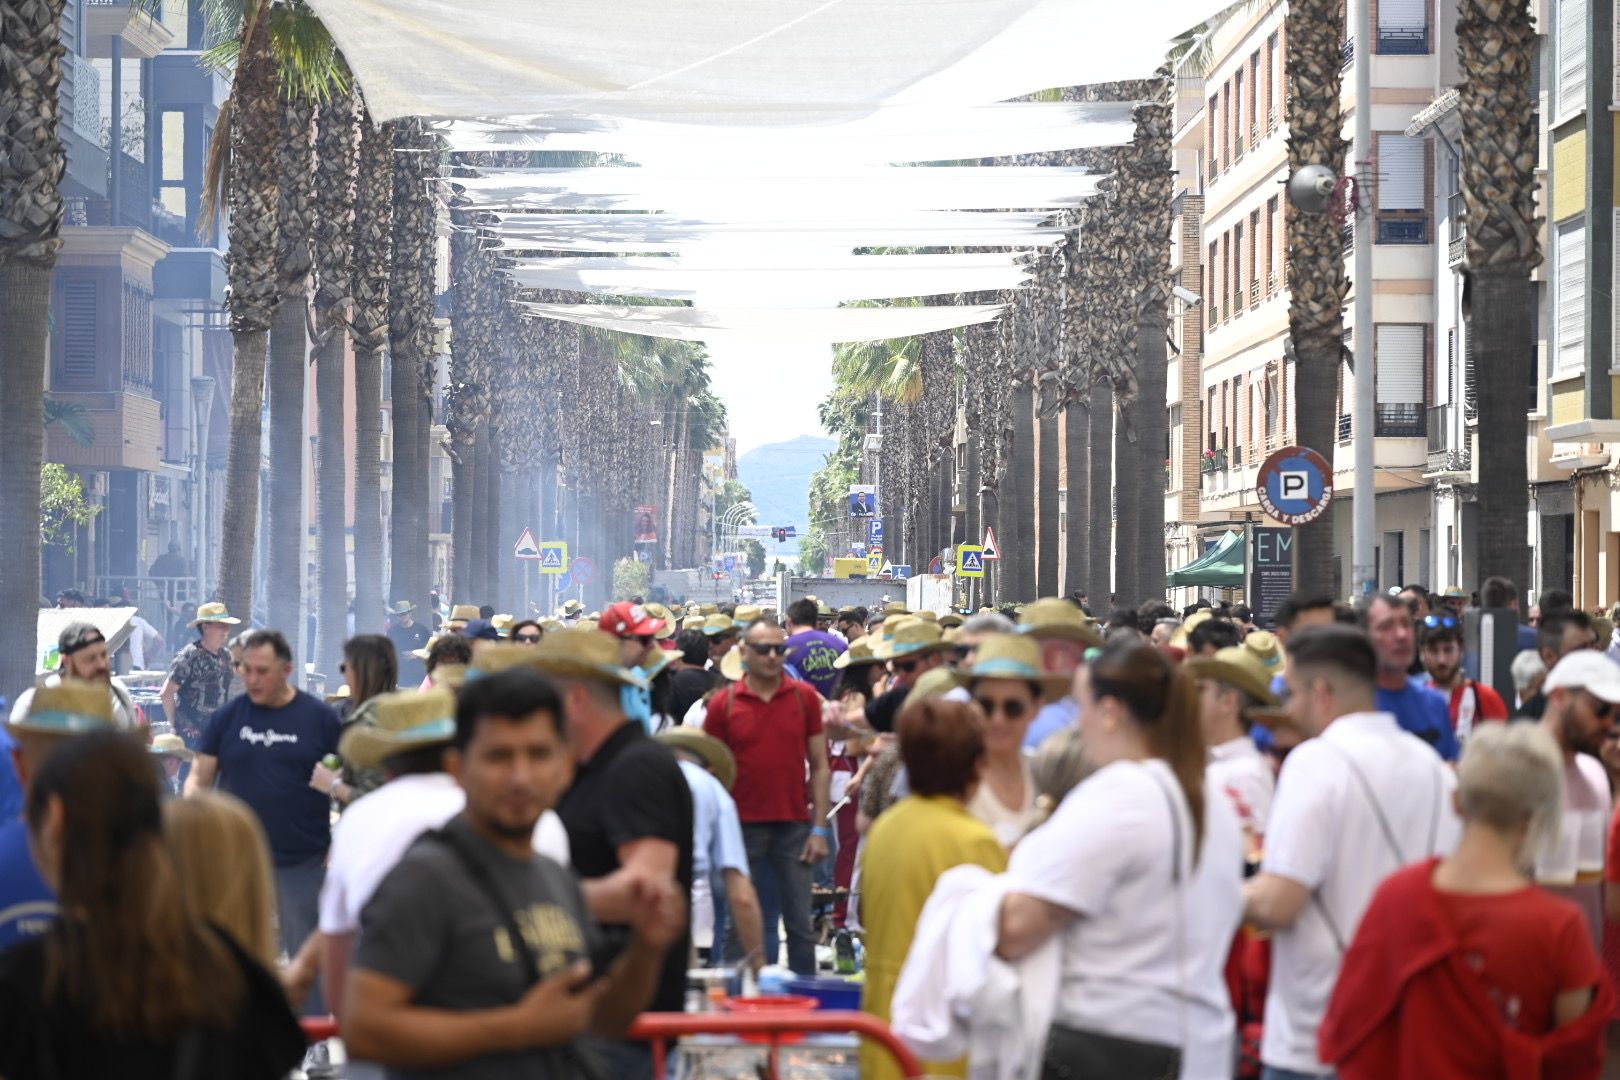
1374, 402, 1425, 437
1426, 404, 1471, 472
1249, 279, 1260, 306
1200, 448, 1229, 474
1338, 413, 1353, 443
1377, 26, 1430, 54
1342, 37, 1355, 67
1447, 192, 1466, 267
1377, 214, 1428, 244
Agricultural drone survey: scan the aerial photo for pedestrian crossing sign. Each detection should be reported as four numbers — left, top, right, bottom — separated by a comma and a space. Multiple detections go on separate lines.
538, 541, 568, 573
867, 552, 883, 574
958, 544, 985, 578
515, 527, 542, 560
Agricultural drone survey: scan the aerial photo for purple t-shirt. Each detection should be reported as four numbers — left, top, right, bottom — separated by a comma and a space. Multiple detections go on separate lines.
784, 629, 847, 699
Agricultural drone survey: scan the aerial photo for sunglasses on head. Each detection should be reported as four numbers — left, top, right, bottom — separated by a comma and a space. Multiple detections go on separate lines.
749, 642, 789, 656
1423, 615, 1458, 629
975, 696, 1030, 720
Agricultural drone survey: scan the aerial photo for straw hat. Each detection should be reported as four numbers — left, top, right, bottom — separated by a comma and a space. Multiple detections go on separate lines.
641, 647, 674, 680
912, 610, 939, 624
1168, 609, 1213, 649
699, 603, 720, 617
11, 680, 115, 735
428, 663, 468, 690
188, 602, 241, 629
325, 684, 351, 705
339, 688, 458, 770
959, 634, 1071, 700
449, 604, 481, 623
1018, 598, 1104, 648
559, 599, 585, 618
529, 627, 649, 689
388, 600, 416, 616
643, 602, 677, 639
468, 642, 540, 677
540, 617, 565, 633
905, 666, 966, 706
491, 614, 515, 637
876, 619, 948, 660
700, 614, 736, 637
938, 612, 965, 629
148, 733, 194, 761
1184, 632, 1284, 708
833, 638, 885, 669
883, 600, 910, 616
657, 727, 737, 791
814, 598, 834, 618
718, 644, 745, 682
732, 604, 763, 626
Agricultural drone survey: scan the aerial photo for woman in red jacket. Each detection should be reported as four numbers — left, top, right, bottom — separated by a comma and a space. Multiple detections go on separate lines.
1319, 722, 1612, 1078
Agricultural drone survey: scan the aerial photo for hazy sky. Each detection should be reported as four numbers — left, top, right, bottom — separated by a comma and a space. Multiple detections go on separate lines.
705, 339, 837, 454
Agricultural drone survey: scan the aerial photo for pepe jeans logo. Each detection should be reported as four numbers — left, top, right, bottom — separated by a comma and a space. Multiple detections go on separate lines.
239, 725, 299, 748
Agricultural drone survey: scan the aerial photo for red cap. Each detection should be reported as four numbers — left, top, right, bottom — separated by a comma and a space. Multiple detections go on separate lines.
598, 602, 666, 639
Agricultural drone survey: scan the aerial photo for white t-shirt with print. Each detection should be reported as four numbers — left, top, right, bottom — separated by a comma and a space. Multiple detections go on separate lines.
318, 772, 571, 935
1207, 736, 1274, 838
1008, 758, 1244, 1079
1260, 711, 1461, 1074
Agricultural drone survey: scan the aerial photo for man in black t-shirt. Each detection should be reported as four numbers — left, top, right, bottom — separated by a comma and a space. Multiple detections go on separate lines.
386, 602, 431, 687
345, 669, 682, 1080
536, 629, 694, 1078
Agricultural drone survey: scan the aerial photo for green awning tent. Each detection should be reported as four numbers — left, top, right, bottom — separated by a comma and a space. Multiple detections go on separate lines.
1167, 530, 1245, 588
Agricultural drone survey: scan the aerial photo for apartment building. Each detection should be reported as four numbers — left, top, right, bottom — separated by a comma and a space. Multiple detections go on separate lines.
1168, 0, 1454, 601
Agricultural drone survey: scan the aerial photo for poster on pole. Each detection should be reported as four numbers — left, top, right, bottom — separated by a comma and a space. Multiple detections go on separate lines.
847, 485, 876, 517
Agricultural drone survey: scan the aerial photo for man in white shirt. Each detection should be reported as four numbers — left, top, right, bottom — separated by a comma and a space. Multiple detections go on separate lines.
10, 622, 140, 731
1535, 650, 1620, 947
317, 685, 570, 1067
1185, 639, 1279, 851
1243, 625, 1460, 1080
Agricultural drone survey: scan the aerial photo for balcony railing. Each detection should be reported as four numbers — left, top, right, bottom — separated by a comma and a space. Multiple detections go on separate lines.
1342, 223, 1354, 254
1200, 448, 1229, 474
1427, 404, 1471, 471
1338, 414, 1353, 442
1377, 214, 1429, 244
1342, 37, 1355, 67
1377, 27, 1430, 54
1267, 107, 1278, 135
1374, 402, 1425, 437
1427, 404, 1450, 455
1249, 279, 1260, 305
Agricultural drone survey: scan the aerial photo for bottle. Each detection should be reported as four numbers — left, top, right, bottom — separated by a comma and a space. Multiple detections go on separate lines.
834, 929, 857, 975
322, 753, 342, 771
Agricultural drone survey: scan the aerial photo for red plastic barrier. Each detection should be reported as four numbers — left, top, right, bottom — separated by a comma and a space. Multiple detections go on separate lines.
301, 1016, 339, 1041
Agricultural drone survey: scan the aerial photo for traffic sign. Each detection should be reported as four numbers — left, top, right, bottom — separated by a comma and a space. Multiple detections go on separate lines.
723, 553, 738, 573
928, 556, 944, 574
514, 527, 542, 560
1256, 445, 1334, 526
571, 556, 596, 587
958, 544, 985, 578
538, 541, 568, 573
556, 570, 573, 592
879, 561, 894, 578
850, 543, 867, 558
981, 526, 1001, 561
867, 553, 883, 575
869, 518, 885, 546
892, 564, 913, 579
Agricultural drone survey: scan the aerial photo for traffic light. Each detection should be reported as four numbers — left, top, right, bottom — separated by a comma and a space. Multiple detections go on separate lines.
772, 527, 789, 543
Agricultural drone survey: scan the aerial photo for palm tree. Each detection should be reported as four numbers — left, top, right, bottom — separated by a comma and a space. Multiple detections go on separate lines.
446, 193, 489, 604
213, 6, 282, 622
1088, 380, 1115, 608
0, 0, 68, 696
310, 87, 356, 681
388, 118, 437, 617
1064, 401, 1090, 595
266, 94, 313, 664
1284, 0, 1351, 592
1458, 0, 1537, 598
350, 108, 392, 634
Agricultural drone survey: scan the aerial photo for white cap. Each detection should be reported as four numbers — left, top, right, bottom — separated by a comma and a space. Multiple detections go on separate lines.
1544, 650, 1620, 703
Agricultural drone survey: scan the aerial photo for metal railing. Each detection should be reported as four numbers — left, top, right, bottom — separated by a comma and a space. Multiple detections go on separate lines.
1200, 448, 1229, 474
1337, 414, 1353, 442
1342, 37, 1355, 67
1375, 402, 1425, 437
1250, 279, 1261, 305
1378, 26, 1430, 54
1427, 404, 1451, 455
1377, 214, 1428, 244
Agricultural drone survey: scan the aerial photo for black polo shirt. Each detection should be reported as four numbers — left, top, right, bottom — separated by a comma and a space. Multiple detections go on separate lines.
557, 721, 694, 1014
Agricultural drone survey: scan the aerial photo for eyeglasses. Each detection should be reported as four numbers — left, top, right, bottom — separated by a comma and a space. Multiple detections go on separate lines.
975, 696, 1030, 720
515, 633, 542, 643
1584, 692, 1617, 720
748, 643, 789, 656
892, 658, 920, 674
1422, 615, 1458, 629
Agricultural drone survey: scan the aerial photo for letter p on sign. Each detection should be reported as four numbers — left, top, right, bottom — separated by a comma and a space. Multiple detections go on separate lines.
1279, 470, 1309, 500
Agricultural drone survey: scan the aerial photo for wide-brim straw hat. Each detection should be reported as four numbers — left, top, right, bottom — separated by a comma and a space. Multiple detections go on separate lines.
339, 688, 459, 770
188, 602, 241, 629
388, 600, 416, 616
1183, 633, 1284, 708
148, 733, 194, 761
528, 627, 649, 690
959, 634, 1072, 701
1017, 597, 1104, 648
718, 645, 745, 682
833, 638, 885, 669
656, 727, 737, 791
939, 612, 965, 629
491, 614, 515, 637
701, 614, 736, 637
11, 680, 115, 735
732, 604, 763, 626
876, 618, 949, 660
449, 604, 481, 623
883, 600, 910, 616
560, 600, 585, 617
643, 603, 677, 640
905, 666, 966, 706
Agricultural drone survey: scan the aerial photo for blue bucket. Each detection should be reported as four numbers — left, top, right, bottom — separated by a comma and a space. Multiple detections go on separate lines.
786, 976, 863, 1011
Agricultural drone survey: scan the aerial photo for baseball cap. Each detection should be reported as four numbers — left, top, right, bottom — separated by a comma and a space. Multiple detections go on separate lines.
1544, 650, 1620, 703
59, 622, 107, 655
598, 601, 666, 639
460, 619, 501, 642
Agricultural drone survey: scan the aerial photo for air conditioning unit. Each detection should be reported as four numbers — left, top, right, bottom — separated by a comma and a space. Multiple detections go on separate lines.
863, 434, 883, 453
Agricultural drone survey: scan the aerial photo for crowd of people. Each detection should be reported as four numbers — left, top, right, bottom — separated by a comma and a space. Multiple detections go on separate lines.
2, 576, 1620, 1078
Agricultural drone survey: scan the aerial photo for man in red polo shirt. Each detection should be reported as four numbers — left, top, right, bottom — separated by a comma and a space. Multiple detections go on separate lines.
704, 617, 831, 974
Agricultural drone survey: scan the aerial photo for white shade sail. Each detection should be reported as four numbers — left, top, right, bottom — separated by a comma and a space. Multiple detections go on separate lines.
517, 301, 1008, 342
503, 262, 1031, 302
304, 0, 1219, 124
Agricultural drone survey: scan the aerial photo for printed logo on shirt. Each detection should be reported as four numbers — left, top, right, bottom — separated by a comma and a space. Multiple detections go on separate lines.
239, 725, 299, 748
492, 902, 587, 976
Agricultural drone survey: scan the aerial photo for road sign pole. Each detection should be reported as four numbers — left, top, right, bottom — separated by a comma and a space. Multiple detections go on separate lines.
1350, 0, 1376, 604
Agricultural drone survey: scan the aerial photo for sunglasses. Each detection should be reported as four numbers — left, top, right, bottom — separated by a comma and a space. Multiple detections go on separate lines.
975, 696, 1030, 720
1422, 615, 1458, 629
892, 658, 920, 674
515, 633, 542, 643
749, 643, 789, 656
1584, 693, 1617, 720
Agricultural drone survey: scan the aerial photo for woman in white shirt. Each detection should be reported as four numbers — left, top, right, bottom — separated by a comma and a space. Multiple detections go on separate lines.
959, 634, 1068, 848
996, 640, 1245, 1079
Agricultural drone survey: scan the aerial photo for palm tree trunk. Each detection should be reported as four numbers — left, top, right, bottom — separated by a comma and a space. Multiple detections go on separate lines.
1114, 405, 1142, 606
1134, 306, 1168, 602
1037, 407, 1060, 596
1088, 380, 1114, 607
482, 433, 501, 603
452, 453, 477, 602
0, 263, 53, 698
349, 113, 392, 635
353, 344, 383, 631
216, 17, 283, 620
1065, 404, 1090, 597
266, 300, 307, 655
1005, 381, 1037, 602
388, 119, 436, 616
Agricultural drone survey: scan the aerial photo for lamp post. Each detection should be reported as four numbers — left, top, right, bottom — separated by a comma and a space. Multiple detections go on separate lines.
189, 375, 215, 604
1350, 0, 1376, 602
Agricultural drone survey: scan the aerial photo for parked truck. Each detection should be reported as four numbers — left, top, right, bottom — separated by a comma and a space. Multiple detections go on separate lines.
773, 572, 905, 615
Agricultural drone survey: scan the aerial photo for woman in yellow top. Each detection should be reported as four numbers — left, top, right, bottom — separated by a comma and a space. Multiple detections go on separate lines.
859, 696, 1008, 1080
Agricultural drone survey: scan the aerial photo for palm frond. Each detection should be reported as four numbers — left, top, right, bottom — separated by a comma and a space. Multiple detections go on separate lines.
43, 397, 96, 448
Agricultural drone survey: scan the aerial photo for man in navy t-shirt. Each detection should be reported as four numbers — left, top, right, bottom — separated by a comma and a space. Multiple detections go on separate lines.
186, 628, 339, 1010
782, 598, 847, 700
1365, 593, 1459, 760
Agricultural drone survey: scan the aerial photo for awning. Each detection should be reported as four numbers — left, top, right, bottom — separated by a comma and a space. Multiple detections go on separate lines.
1166, 530, 1245, 588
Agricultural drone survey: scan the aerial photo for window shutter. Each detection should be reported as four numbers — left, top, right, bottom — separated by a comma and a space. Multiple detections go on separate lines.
62, 279, 98, 381
1557, 218, 1587, 375
1376, 325, 1425, 403
1377, 135, 1425, 210
1559, 0, 1588, 121
1378, 0, 1426, 31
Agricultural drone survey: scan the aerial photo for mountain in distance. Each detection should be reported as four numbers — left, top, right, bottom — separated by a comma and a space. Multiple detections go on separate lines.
736, 434, 836, 561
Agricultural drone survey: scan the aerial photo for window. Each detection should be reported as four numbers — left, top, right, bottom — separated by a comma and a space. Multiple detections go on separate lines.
1233, 70, 1246, 155
1208, 240, 1219, 324
1248, 209, 1260, 306
1248, 52, 1261, 140
1222, 81, 1233, 164
1264, 33, 1278, 130
60, 278, 98, 383
1377, 0, 1430, 52
1208, 93, 1220, 173
1232, 222, 1245, 314
1556, 216, 1586, 377
1375, 325, 1427, 435
1557, 0, 1588, 122
1264, 196, 1278, 292
1375, 134, 1428, 243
